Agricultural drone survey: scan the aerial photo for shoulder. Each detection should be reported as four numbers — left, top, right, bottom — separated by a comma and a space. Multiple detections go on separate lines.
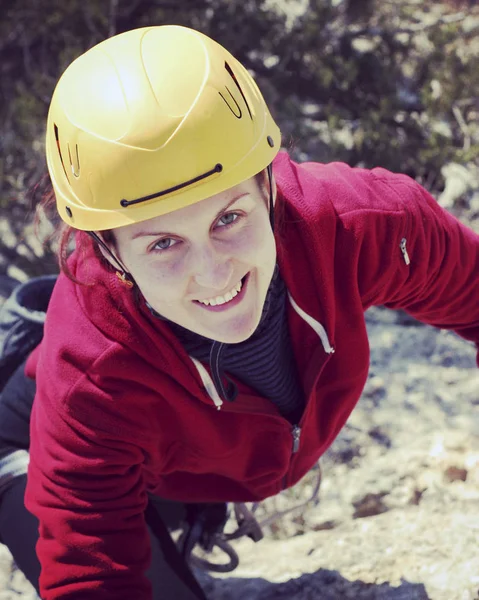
274, 151, 420, 221
34, 327, 169, 444
32, 271, 173, 440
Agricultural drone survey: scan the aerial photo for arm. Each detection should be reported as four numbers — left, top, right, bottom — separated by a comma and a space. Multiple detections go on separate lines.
340, 168, 479, 364
26, 379, 153, 600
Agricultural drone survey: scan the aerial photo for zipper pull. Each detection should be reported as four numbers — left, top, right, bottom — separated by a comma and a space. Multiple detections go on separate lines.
291, 425, 301, 454
400, 238, 410, 265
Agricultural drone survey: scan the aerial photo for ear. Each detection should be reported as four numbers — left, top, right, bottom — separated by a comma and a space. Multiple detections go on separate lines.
256, 168, 277, 207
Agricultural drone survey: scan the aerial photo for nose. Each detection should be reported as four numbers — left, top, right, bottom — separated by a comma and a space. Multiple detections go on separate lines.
190, 243, 234, 291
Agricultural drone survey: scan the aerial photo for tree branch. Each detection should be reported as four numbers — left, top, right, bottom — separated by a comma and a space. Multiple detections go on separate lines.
109, 0, 119, 37
345, 11, 467, 38
452, 104, 472, 151
81, 3, 104, 39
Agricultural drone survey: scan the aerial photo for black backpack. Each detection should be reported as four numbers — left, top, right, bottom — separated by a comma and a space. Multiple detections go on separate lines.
0, 275, 57, 392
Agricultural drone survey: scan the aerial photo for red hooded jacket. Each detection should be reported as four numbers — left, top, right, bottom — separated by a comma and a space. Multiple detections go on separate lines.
25, 152, 479, 598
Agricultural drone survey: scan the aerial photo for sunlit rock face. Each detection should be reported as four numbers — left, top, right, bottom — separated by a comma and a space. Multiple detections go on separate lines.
197, 310, 479, 600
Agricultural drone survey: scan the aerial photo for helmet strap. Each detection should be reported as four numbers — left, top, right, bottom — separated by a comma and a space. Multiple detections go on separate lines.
87, 231, 135, 287
267, 163, 274, 232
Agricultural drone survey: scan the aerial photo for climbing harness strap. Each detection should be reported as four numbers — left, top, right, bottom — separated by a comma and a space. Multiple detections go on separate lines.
180, 463, 322, 573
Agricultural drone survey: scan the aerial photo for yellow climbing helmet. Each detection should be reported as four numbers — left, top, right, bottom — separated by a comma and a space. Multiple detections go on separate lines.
46, 25, 281, 231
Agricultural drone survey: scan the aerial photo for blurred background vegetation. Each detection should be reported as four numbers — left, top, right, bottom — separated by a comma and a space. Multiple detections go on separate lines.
0, 0, 478, 279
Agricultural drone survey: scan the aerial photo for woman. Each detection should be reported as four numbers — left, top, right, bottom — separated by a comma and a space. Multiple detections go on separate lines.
0, 24, 477, 600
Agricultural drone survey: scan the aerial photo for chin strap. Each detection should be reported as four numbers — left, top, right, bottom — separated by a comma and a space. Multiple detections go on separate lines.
87, 231, 134, 287
267, 163, 275, 231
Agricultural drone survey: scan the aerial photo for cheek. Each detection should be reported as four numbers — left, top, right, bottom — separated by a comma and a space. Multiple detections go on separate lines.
116, 240, 189, 305
229, 221, 274, 261
130, 258, 188, 304
247, 228, 276, 272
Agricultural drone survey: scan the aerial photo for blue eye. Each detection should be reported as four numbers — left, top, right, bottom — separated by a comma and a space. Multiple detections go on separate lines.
218, 212, 239, 227
153, 238, 176, 251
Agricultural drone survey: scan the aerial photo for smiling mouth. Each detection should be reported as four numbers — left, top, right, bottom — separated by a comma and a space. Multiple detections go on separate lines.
193, 274, 249, 308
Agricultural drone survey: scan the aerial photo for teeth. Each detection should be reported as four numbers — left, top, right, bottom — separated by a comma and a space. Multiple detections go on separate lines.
198, 278, 243, 306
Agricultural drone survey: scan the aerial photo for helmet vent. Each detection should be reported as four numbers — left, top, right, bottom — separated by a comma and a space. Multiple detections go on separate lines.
53, 124, 70, 184
67, 143, 81, 178
224, 61, 253, 120
219, 87, 242, 119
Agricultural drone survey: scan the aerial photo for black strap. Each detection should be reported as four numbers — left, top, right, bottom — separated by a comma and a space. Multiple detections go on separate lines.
267, 163, 274, 231
144, 500, 208, 600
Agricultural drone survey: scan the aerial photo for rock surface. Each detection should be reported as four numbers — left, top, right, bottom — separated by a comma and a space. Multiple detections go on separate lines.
195, 309, 479, 600
0, 315, 477, 599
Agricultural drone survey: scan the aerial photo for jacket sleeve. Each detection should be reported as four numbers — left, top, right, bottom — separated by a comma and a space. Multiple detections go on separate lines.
342, 168, 479, 365
25, 376, 154, 600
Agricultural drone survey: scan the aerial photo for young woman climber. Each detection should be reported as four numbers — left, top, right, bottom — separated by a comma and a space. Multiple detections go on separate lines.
0, 23, 477, 600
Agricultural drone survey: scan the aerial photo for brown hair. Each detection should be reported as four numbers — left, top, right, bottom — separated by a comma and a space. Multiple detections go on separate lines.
34, 180, 103, 283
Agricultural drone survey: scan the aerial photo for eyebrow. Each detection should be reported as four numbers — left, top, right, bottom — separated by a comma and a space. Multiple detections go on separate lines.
130, 193, 249, 240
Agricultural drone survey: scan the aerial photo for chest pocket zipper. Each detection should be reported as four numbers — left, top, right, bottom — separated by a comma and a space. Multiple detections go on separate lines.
400, 238, 410, 265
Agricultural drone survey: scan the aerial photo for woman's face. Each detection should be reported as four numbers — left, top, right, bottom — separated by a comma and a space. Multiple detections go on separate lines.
113, 175, 277, 343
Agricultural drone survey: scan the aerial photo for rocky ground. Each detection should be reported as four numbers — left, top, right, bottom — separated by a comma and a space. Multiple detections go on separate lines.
197, 310, 479, 600
0, 306, 477, 599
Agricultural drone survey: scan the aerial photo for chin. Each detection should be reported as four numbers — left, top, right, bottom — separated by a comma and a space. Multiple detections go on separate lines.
214, 331, 253, 344
208, 314, 262, 344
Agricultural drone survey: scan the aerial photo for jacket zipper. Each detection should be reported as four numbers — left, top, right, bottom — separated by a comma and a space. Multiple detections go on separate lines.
291, 425, 301, 453
400, 238, 410, 265
282, 424, 301, 489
